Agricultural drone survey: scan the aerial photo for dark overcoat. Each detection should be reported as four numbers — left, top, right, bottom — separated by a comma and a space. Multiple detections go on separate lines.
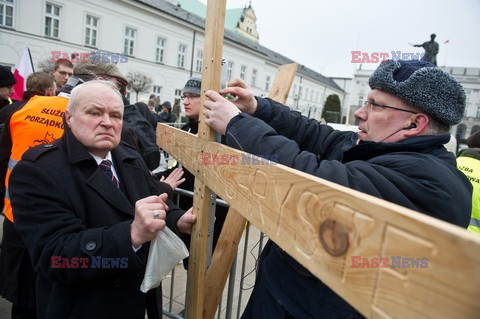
9, 125, 183, 319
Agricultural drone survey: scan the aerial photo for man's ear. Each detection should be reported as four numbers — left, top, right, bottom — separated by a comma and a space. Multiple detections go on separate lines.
404, 114, 429, 137
65, 109, 72, 126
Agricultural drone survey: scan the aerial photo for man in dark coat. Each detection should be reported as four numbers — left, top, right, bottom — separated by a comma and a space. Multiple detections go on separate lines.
9, 80, 196, 319
158, 101, 176, 123
203, 60, 471, 318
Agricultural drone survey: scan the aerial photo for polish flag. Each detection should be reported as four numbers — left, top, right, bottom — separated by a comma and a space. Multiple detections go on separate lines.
11, 47, 34, 101
444, 40, 450, 44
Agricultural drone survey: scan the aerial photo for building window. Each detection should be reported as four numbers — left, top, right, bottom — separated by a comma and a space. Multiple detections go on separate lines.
175, 88, 182, 97
265, 75, 270, 91
358, 95, 364, 107
177, 44, 186, 68
476, 105, 480, 118
195, 50, 203, 73
310, 90, 314, 101
45, 2, 61, 38
153, 85, 162, 96
155, 37, 165, 63
0, 0, 14, 27
227, 61, 234, 80
251, 69, 257, 87
305, 88, 309, 101
240, 65, 247, 80
316, 91, 319, 103
84, 15, 98, 47
124, 27, 136, 56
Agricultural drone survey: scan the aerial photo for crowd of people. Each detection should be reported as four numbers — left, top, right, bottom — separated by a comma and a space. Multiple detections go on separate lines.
0, 55, 476, 319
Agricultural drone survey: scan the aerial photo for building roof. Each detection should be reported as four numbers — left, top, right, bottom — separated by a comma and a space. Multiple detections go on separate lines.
176, 0, 206, 18
175, 0, 244, 32
136, 0, 343, 91
224, 8, 244, 31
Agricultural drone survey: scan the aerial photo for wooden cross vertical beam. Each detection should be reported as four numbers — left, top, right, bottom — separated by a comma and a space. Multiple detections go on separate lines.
185, 0, 226, 318
202, 63, 298, 319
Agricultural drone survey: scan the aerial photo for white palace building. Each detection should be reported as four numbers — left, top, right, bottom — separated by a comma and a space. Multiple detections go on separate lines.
0, 0, 344, 122
1, 0, 478, 142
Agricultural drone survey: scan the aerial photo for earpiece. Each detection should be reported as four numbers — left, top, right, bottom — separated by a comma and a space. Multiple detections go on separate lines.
380, 122, 417, 142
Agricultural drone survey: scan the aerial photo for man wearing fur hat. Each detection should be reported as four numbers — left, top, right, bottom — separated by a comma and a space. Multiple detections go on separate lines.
202, 60, 471, 318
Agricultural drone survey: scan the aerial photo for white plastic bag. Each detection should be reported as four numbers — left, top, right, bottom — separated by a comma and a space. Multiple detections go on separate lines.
140, 226, 189, 292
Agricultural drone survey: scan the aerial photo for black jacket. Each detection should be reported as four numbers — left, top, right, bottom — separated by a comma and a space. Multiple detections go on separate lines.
158, 112, 176, 123
228, 97, 472, 319
9, 125, 184, 319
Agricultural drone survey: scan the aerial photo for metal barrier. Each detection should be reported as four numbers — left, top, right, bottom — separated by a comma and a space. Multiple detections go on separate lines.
161, 188, 266, 319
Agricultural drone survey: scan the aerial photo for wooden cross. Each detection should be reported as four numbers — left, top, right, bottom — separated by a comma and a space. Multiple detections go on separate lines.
156, 0, 480, 318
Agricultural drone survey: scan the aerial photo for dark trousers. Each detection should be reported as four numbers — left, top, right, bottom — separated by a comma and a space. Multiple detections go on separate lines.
146, 287, 163, 319
12, 304, 37, 319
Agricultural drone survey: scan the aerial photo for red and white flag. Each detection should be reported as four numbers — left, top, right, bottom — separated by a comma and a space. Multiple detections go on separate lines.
11, 46, 34, 101
444, 40, 450, 44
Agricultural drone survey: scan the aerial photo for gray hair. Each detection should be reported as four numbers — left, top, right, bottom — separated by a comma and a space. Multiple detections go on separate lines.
67, 80, 122, 115
426, 117, 450, 135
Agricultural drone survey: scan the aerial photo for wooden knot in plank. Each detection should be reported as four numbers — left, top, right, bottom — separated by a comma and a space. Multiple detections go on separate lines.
319, 219, 349, 257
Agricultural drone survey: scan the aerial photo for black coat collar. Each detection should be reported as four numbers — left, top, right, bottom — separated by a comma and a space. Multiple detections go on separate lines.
61, 125, 144, 216
342, 134, 451, 163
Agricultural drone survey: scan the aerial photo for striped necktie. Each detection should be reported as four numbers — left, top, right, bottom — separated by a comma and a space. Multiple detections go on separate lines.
99, 159, 120, 189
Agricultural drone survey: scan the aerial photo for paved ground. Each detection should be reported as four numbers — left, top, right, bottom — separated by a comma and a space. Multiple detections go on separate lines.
0, 296, 11, 319
162, 225, 263, 318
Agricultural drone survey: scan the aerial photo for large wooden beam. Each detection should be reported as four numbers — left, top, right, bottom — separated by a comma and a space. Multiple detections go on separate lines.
157, 123, 480, 318
184, 0, 226, 318
202, 63, 298, 319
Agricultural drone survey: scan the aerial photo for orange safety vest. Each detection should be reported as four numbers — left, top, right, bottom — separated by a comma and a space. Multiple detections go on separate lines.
4, 95, 69, 222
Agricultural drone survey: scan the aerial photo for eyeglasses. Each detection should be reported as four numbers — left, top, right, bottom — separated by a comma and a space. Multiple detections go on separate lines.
363, 100, 418, 114
182, 94, 200, 101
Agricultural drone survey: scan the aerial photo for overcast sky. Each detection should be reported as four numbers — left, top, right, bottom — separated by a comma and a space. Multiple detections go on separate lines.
201, 0, 480, 78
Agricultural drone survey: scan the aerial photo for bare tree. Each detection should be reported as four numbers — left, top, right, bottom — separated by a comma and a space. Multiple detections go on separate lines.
126, 71, 153, 102
37, 57, 54, 73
